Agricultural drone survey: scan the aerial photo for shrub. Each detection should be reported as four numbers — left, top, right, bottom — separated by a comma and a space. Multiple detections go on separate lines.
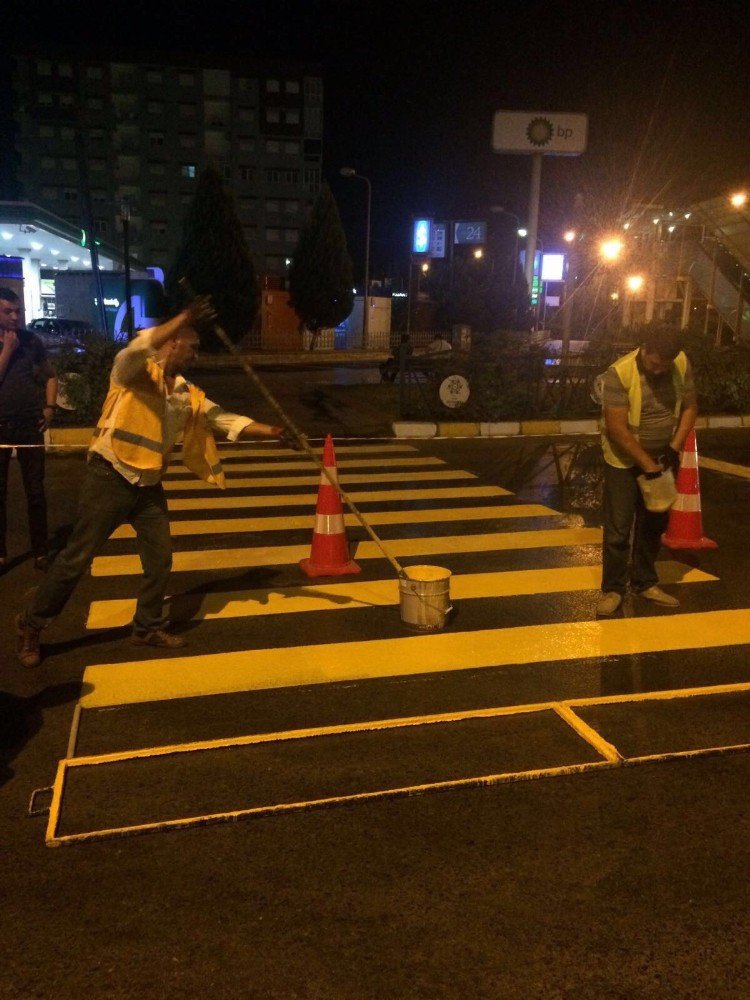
54, 332, 122, 425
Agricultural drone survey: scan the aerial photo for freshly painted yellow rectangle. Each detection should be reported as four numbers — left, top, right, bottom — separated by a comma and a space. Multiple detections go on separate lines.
91, 527, 602, 576
167, 485, 511, 511
85, 561, 716, 630
699, 456, 750, 479
80, 607, 750, 708
165, 456, 446, 479
437, 423, 479, 437
520, 420, 561, 435
162, 469, 476, 491
111, 504, 559, 539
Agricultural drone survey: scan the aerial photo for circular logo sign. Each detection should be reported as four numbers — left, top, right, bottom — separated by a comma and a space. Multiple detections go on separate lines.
526, 116, 554, 147
439, 374, 470, 409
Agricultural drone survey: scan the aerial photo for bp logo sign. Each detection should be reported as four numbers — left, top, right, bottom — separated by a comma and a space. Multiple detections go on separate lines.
525, 117, 554, 147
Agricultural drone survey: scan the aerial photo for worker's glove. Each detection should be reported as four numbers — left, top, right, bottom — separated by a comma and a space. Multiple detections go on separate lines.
271, 426, 303, 451
661, 445, 681, 475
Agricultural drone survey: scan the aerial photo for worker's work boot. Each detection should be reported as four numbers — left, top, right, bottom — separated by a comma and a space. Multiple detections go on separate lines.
15, 614, 42, 668
636, 585, 679, 608
596, 591, 622, 616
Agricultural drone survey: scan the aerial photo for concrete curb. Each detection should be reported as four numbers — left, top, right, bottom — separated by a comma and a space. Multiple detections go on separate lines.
392, 415, 750, 438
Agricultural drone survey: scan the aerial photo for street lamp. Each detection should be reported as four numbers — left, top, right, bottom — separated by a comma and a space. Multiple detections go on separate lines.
730, 191, 747, 209
340, 167, 372, 346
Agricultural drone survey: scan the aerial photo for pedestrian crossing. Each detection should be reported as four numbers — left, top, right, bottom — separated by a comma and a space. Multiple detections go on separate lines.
49, 438, 735, 844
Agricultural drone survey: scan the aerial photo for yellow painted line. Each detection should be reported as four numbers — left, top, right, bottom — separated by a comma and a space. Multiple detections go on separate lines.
167, 485, 512, 511
111, 503, 559, 539
47, 743, 750, 846
700, 456, 750, 479
85, 561, 716, 630
80, 606, 749, 708
553, 704, 623, 762
163, 469, 476, 491
165, 456, 446, 479
91, 526, 602, 576
170, 444, 419, 462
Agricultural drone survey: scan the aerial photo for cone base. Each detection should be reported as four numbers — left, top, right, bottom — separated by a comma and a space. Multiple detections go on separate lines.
299, 557, 361, 578
661, 534, 718, 550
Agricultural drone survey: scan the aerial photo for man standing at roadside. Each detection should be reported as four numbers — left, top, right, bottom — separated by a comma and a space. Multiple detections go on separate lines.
16, 298, 288, 667
597, 326, 698, 616
0, 287, 58, 573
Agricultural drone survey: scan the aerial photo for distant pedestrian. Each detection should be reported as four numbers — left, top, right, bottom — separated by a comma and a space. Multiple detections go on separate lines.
15, 298, 288, 668
380, 334, 412, 382
597, 326, 697, 616
0, 288, 58, 573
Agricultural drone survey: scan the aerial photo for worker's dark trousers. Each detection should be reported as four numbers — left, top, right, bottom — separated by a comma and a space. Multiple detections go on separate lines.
601, 462, 669, 595
0, 418, 48, 560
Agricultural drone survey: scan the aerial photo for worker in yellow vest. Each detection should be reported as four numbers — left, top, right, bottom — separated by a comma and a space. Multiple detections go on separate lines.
16, 298, 287, 667
597, 326, 697, 617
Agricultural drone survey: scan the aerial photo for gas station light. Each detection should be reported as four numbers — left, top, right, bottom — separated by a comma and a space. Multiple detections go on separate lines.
626, 274, 644, 293
563, 230, 576, 243
730, 191, 747, 208
599, 238, 623, 262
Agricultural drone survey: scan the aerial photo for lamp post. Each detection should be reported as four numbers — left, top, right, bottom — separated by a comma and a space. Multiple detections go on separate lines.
119, 197, 134, 339
340, 167, 372, 347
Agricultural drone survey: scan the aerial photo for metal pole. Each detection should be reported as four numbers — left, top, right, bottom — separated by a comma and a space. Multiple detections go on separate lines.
524, 153, 543, 297
363, 175, 371, 347
121, 199, 134, 339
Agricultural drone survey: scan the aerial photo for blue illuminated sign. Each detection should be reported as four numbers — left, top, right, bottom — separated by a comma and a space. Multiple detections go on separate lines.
412, 219, 431, 254
453, 221, 487, 245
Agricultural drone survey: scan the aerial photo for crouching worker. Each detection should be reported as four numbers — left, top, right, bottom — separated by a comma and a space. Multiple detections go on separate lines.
16, 299, 288, 667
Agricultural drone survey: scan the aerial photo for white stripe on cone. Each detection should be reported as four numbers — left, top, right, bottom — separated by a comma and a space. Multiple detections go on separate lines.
672, 494, 702, 513
313, 512, 346, 535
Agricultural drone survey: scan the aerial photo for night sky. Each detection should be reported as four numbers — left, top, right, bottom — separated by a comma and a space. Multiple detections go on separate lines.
6, 0, 749, 280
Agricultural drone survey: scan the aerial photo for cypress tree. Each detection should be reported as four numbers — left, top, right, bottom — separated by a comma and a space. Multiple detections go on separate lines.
288, 183, 354, 347
166, 164, 259, 350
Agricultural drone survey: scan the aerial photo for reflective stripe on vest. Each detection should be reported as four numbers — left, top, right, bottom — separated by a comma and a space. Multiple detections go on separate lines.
601, 349, 687, 468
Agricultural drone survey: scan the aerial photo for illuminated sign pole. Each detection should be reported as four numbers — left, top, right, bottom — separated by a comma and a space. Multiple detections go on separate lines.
491, 111, 587, 314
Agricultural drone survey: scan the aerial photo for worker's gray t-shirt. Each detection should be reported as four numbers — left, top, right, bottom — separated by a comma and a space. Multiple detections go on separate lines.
603, 355, 694, 452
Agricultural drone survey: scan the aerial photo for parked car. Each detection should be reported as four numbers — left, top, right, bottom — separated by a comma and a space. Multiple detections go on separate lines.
27, 318, 90, 356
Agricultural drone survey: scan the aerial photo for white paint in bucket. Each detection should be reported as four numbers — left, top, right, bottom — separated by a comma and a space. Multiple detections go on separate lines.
399, 565, 452, 631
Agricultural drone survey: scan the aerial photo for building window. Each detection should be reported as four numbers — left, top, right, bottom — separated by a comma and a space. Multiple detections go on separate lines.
266, 168, 300, 185
86, 97, 104, 110
94, 219, 109, 235
237, 77, 256, 94
150, 220, 168, 235
284, 141, 300, 155
237, 107, 255, 124
239, 196, 257, 211
266, 228, 280, 242
38, 93, 53, 107
41, 185, 58, 200
303, 168, 320, 192
284, 199, 299, 214
62, 158, 77, 171
181, 164, 196, 178
147, 101, 164, 114
91, 189, 108, 204
285, 80, 300, 94
179, 133, 197, 148
178, 72, 195, 87
41, 157, 56, 170
238, 137, 255, 153
86, 66, 104, 80
265, 140, 280, 154
243, 226, 258, 241
39, 125, 55, 138
266, 79, 280, 93
304, 77, 323, 102
89, 128, 104, 141
36, 61, 52, 76
146, 70, 163, 85
180, 193, 193, 205
149, 162, 166, 175
89, 158, 106, 172
265, 200, 279, 213
149, 132, 165, 147
284, 110, 300, 126
63, 188, 78, 202
284, 229, 299, 244
179, 103, 197, 118
266, 109, 280, 124
149, 190, 168, 206
59, 63, 73, 78
239, 165, 254, 182
61, 126, 75, 140
59, 94, 75, 107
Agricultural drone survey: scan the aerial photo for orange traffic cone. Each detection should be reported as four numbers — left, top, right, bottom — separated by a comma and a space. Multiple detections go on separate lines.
299, 435, 361, 577
661, 430, 717, 550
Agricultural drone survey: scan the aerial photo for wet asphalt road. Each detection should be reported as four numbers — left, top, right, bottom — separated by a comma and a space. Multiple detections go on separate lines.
2, 414, 750, 999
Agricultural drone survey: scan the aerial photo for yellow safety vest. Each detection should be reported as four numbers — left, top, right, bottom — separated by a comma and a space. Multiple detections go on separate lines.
93, 358, 225, 487
601, 348, 687, 468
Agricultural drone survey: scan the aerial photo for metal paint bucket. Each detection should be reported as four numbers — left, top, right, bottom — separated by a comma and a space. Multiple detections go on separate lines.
399, 565, 452, 631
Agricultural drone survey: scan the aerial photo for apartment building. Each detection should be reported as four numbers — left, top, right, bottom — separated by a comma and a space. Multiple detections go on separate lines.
10, 55, 323, 277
